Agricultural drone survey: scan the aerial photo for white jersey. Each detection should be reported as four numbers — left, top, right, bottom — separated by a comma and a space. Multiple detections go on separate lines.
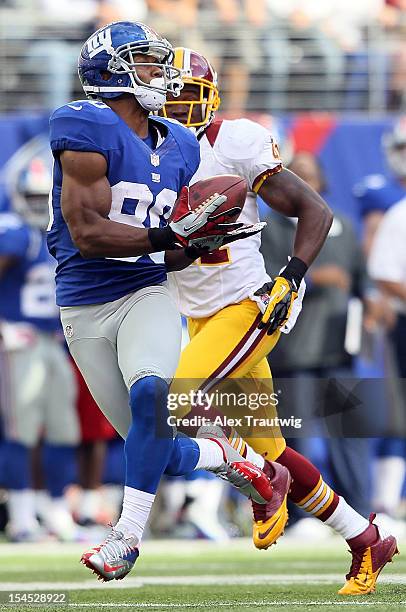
169, 118, 282, 318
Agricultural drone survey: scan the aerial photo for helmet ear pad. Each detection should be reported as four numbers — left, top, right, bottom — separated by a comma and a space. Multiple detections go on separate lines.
79, 57, 132, 100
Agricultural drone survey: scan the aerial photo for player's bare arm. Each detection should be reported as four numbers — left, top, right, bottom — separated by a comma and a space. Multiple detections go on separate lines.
61, 152, 232, 260
377, 279, 406, 302
252, 168, 333, 334
60, 150, 159, 259
165, 248, 199, 271
0, 255, 18, 277
258, 168, 333, 266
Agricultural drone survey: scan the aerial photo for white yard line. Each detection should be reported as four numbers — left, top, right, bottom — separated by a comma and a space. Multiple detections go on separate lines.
0, 538, 346, 557
0, 574, 405, 591
1, 538, 405, 558
66, 602, 406, 609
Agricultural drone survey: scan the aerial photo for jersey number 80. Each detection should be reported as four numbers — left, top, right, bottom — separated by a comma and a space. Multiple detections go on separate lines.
109, 181, 177, 263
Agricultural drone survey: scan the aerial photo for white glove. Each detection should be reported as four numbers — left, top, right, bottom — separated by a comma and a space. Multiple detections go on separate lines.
280, 277, 306, 334
250, 266, 306, 335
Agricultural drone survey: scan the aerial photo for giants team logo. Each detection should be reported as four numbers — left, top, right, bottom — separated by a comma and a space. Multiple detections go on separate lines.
87, 28, 113, 59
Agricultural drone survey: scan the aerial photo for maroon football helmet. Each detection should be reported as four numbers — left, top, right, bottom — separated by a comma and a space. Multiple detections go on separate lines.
163, 47, 221, 134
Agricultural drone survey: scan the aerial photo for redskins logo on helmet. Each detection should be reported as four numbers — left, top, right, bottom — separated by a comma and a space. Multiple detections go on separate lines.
162, 47, 220, 134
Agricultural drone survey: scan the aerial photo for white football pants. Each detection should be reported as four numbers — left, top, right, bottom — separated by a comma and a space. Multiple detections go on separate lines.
60, 284, 182, 439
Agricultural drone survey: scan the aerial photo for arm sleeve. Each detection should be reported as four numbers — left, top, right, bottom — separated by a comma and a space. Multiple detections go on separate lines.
368, 205, 406, 283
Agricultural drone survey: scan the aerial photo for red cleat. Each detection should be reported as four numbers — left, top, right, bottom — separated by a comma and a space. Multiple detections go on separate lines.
252, 460, 291, 549
197, 425, 273, 504
338, 513, 399, 595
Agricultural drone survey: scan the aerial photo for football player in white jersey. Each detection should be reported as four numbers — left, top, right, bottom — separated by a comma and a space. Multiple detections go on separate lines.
162, 47, 398, 596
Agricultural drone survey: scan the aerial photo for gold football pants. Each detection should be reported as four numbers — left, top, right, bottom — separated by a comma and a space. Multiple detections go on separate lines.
173, 299, 286, 461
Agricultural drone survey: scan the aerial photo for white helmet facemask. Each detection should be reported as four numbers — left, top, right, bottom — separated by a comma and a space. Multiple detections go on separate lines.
109, 45, 183, 111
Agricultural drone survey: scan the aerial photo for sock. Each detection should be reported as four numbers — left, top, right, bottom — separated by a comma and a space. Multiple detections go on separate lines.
43, 444, 76, 497
115, 485, 155, 542
7, 489, 38, 532
277, 447, 339, 521
185, 478, 229, 541
46, 496, 75, 537
245, 445, 265, 469
79, 489, 101, 522
325, 497, 371, 544
227, 428, 265, 469
125, 376, 174, 493
3, 441, 30, 489
50, 495, 74, 520
194, 438, 224, 470
373, 456, 406, 515
160, 479, 187, 528
34, 490, 52, 523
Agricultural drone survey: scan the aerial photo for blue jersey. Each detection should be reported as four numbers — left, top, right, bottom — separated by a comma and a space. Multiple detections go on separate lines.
353, 174, 406, 217
0, 213, 60, 332
48, 100, 200, 306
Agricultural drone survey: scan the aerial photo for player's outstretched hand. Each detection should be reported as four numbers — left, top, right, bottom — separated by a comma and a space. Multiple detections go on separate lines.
188, 222, 266, 251
253, 277, 298, 335
168, 186, 229, 247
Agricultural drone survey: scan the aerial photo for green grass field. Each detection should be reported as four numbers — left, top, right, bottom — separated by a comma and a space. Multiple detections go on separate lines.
0, 538, 405, 612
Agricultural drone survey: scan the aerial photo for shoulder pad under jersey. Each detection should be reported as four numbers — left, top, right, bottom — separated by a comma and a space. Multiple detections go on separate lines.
215, 118, 274, 161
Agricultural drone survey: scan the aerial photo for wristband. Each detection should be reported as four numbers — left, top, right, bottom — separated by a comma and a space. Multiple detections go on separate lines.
148, 226, 177, 251
280, 256, 308, 288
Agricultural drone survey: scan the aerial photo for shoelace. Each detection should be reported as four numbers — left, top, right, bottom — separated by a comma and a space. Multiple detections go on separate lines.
100, 528, 135, 561
346, 548, 365, 580
215, 463, 249, 488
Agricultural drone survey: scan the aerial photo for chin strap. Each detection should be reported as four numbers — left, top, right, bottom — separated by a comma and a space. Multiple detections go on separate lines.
132, 76, 168, 112
134, 86, 167, 112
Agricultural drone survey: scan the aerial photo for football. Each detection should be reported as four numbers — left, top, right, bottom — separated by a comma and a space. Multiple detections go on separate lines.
189, 174, 248, 226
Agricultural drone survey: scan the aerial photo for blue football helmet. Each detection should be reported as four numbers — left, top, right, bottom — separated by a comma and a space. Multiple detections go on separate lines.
382, 117, 406, 180
0, 134, 53, 229
78, 21, 183, 111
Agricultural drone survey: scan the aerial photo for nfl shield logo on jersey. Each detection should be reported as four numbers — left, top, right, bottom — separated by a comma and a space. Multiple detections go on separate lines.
65, 324, 74, 338
150, 153, 160, 167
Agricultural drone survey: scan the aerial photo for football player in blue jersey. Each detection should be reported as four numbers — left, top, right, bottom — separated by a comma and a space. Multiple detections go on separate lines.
354, 119, 406, 525
354, 118, 406, 256
0, 136, 80, 541
48, 20, 271, 581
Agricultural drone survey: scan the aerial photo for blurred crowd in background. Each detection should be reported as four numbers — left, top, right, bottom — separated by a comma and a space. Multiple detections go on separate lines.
0, 0, 406, 113
0, 1, 406, 545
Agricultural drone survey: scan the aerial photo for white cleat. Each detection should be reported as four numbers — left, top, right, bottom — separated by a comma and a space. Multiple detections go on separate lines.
81, 525, 139, 582
197, 424, 273, 504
